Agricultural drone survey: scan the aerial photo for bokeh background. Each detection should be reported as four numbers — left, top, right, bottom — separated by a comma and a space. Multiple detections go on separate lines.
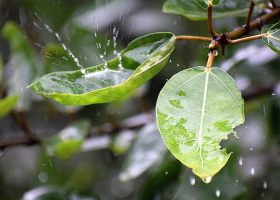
0, 0, 280, 199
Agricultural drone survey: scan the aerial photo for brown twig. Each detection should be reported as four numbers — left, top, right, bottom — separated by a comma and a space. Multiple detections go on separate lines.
228, 8, 280, 40
228, 33, 268, 45
175, 35, 212, 42
208, 6, 217, 37
244, 0, 255, 35
270, 0, 278, 9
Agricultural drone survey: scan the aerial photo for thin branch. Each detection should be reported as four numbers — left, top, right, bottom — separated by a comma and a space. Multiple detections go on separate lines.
244, 0, 255, 34
175, 35, 212, 42
228, 33, 268, 45
208, 6, 217, 36
228, 8, 280, 40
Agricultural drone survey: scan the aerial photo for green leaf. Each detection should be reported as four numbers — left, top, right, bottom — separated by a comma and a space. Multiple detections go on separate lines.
163, 0, 265, 20
156, 66, 244, 183
0, 95, 19, 118
43, 120, 90, 160
2, 21, 39, 111
27, 32, 176, 105
195, 0, 224, 8
262, 21, 280, 54
119, 122, 167, 182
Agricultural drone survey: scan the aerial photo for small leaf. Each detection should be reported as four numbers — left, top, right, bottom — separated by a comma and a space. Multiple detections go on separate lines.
44, 120, 90, 160
119, 122, 167, 182
195, 0, 224, 8
27, 32, 176, 105
156, 66, 244, 183
0, 95, 19, 118
262, 21, 280, 54
163, 0, 265, 20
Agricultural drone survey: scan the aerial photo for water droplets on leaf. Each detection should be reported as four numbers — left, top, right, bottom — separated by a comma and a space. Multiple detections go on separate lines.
204, 176, 212, 183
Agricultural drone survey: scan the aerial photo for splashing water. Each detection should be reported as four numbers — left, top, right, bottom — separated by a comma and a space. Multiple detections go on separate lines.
61, 43, 85, 73
215, 189, 220, 197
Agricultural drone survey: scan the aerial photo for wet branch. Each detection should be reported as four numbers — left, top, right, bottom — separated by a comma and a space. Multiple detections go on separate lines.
244, 0, 255, 34
175, 35, 212, 42
208, 6, 217, 37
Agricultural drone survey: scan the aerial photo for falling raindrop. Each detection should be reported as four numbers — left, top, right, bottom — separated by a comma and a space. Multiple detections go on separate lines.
165, 171, 168, 175
250, 148, 253, 151
250, 168, 255, 175
169, 60, 172, 63
215, 189, 220, 197
177, 64, 179, 67
39, 172, 48, 183
205, 176, 211, 183
263, 181, 267, 189
238, 157, 243, 166
190, 176, 195, 185
272, 93, 275, 96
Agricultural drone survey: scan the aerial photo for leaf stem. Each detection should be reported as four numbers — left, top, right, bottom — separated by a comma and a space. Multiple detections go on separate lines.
175, 35, 212, 42
228, 33, 268, 45
244, 0, 255, 34
206, 51, 215, 71
208, 6, 217, 37
228, 8, 280, 40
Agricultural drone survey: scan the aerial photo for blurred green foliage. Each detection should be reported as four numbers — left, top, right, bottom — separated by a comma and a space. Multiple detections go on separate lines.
0, 0, 280, 200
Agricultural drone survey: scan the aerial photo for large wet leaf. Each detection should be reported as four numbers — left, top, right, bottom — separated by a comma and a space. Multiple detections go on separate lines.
262, 21, 280, 55
28, 32, 176, 105
163, 0, 265, 20
156, 66, 244, 183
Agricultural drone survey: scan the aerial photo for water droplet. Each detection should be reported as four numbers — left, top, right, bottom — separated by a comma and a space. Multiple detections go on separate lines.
204, 176, 211, 183
165, 171, 168, 175
44, 24, 53, 33
55, 33, 61, 41
215, 189, 220, 197
263, 181, 267, 189
169, 60, 172, 63
100, 55, 104, 59
177, 64, 179, 67
238, 157, 243, 166
81, 68, 86, 75
213, 50, 218, 56
250, 168, 255, 175
190, 176, 195, 185
272, 93, 275, 96
250, 148, 253, 151
39, 172, 48, 183
236, 179, 239, 182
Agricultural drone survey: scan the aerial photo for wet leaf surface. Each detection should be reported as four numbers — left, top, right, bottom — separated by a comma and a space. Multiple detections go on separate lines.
262, 21, 280, 55
28, 32, 176, 105
156, 66, 244, 182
